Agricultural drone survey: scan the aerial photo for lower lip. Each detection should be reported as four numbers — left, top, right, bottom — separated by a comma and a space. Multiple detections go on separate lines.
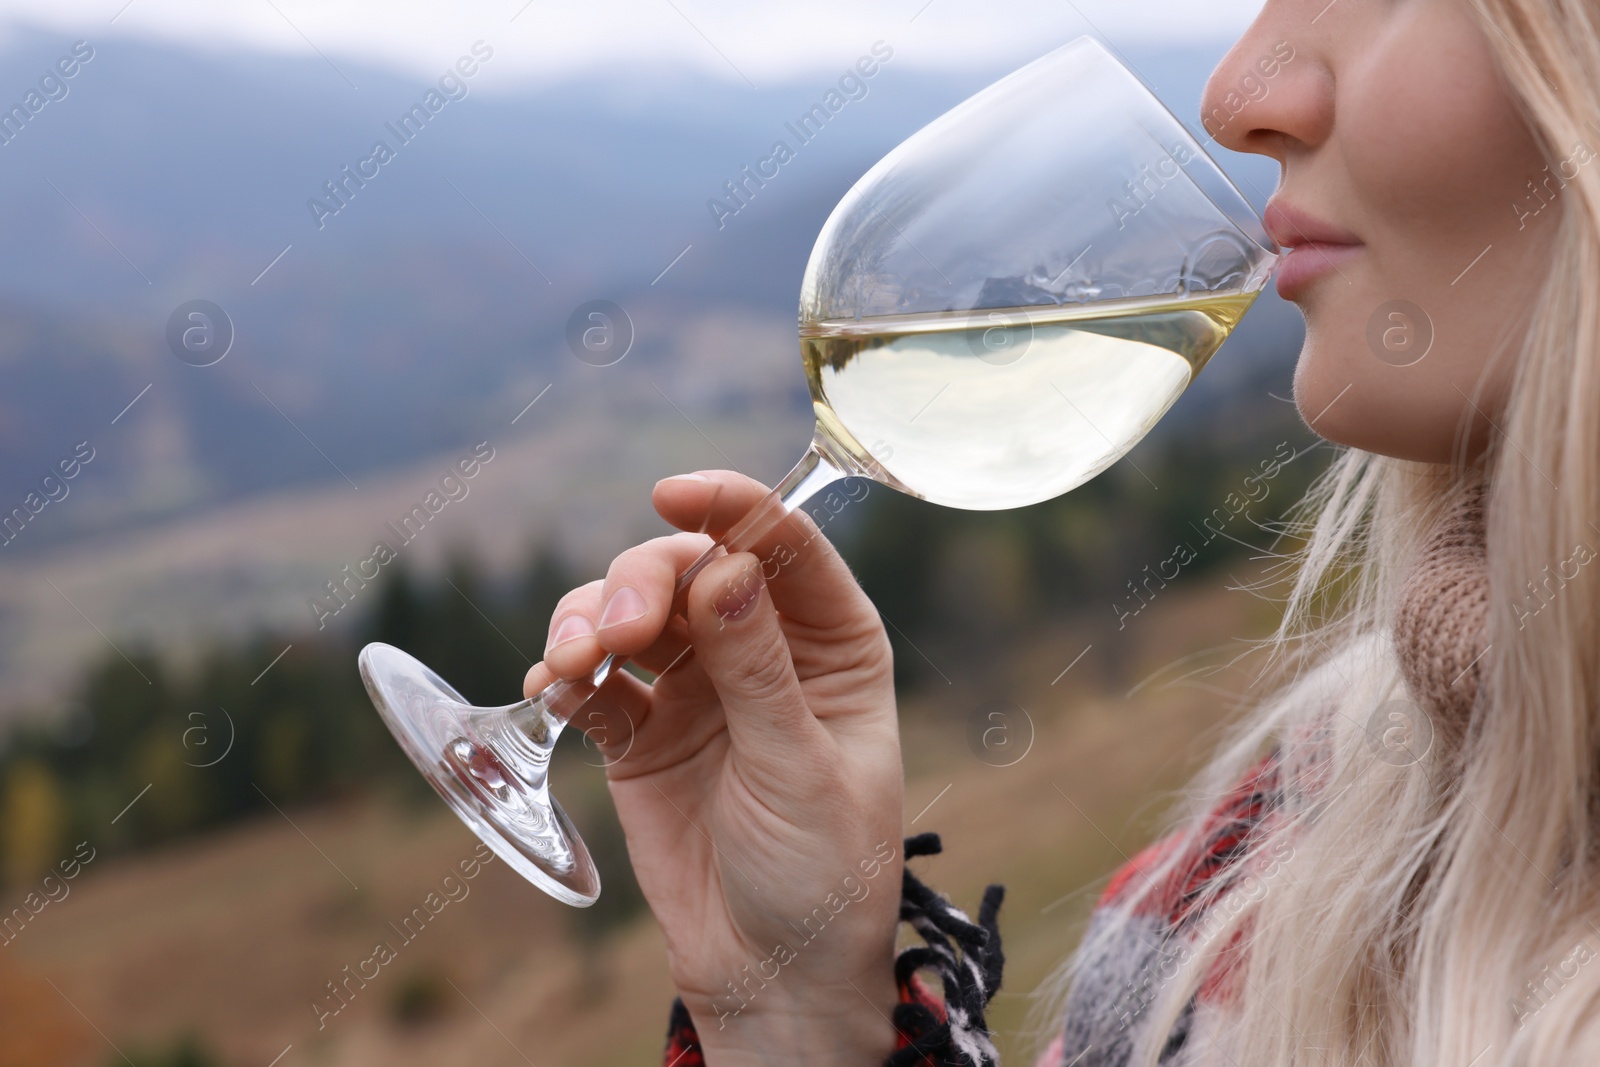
1274, 242, 1363, 300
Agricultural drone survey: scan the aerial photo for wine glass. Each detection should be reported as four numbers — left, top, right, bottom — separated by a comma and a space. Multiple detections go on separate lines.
359, 34, 1280, 906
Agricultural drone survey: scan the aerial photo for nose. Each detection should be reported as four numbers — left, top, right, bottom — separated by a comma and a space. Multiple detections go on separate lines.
1199, 25, 1331, 160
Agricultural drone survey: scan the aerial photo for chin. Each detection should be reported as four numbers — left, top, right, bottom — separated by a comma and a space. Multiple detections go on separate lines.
1292, 379, 1482, 464
1290, 341, 1355, 444
1290, 351, 1437, 461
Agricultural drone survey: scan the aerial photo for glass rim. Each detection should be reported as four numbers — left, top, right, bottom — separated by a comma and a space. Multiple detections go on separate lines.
1044, 34, 1278, 257
800, 31, 1281, 325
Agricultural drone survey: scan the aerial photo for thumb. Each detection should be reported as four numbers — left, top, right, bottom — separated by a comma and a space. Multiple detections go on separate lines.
686, 551, 825, 760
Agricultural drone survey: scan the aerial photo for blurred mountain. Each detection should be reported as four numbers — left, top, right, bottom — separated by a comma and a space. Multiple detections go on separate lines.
0, 29, 1296, 544
0, 30, 1305, 713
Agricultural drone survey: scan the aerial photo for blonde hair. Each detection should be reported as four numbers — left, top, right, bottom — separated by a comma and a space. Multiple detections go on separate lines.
1033, 1, 1600, 1063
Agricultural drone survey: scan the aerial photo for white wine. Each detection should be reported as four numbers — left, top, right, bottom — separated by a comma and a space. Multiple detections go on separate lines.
801, 291, 1257, 510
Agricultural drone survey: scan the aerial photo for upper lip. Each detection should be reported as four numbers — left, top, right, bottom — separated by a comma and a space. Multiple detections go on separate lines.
1263, 198, 1362, 250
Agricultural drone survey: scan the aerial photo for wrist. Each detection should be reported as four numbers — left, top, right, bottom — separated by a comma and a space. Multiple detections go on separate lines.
681, 964, 900, 1066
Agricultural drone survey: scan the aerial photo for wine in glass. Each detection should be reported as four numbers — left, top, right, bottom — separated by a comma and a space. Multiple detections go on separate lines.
359, 35, 1280, 906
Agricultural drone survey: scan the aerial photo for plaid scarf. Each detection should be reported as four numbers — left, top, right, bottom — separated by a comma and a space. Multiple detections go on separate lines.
658, 746, 1284, 1067
662, 831, 1006, 1066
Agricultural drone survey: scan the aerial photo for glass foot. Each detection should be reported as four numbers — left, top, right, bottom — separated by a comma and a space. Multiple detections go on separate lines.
358, 642, 600, 907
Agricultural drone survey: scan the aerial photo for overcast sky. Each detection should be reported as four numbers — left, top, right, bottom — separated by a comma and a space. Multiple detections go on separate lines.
0, 0, 1265, 85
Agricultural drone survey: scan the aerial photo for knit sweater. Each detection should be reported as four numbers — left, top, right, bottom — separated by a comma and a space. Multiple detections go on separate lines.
661, 472, 1489, 1066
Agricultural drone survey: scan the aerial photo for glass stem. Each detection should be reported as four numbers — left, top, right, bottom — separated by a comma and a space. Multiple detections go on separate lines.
509, 426, 857, 732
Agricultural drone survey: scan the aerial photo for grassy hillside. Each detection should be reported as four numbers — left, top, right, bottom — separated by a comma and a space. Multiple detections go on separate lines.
0, 563, 1283, 1067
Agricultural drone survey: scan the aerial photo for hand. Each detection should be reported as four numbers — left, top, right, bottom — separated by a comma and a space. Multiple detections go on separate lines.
524, 470, 905, 1062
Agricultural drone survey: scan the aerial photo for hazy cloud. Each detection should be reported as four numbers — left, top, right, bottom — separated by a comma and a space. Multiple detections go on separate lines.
0, 0, 1264, 85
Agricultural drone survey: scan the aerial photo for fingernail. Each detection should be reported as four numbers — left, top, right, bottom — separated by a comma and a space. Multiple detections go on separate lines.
547, 614, 594, 652
655, 472, 710, 488
598, 585, 648, 629
713, 568, 763, 623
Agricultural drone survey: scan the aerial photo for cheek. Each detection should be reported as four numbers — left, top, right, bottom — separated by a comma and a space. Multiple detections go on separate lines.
1298, 0, 1554, 461
1340, 17, 1521, 229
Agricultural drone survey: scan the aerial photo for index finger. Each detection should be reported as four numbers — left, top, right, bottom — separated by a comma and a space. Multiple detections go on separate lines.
650, 469, 878, 635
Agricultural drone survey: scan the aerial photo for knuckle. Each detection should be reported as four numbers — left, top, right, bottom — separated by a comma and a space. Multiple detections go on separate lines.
555, 579, 603, 614
613, 535, 693, 588
605, 547, 649, 584
867, 622, 893, 666
670, 530, 714, 554
781, 506, 824, 545
650, 531, 696, 554
723, 634, 794, 702
833, 605, 893, 681
548, 583, 603, 639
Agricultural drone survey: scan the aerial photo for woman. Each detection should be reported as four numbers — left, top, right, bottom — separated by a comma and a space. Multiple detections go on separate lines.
523, 0, 1599, 1060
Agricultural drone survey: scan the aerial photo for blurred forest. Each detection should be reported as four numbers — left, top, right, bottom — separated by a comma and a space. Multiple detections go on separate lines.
0, 404, 1326, 1067
0, 407, 1324, 878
